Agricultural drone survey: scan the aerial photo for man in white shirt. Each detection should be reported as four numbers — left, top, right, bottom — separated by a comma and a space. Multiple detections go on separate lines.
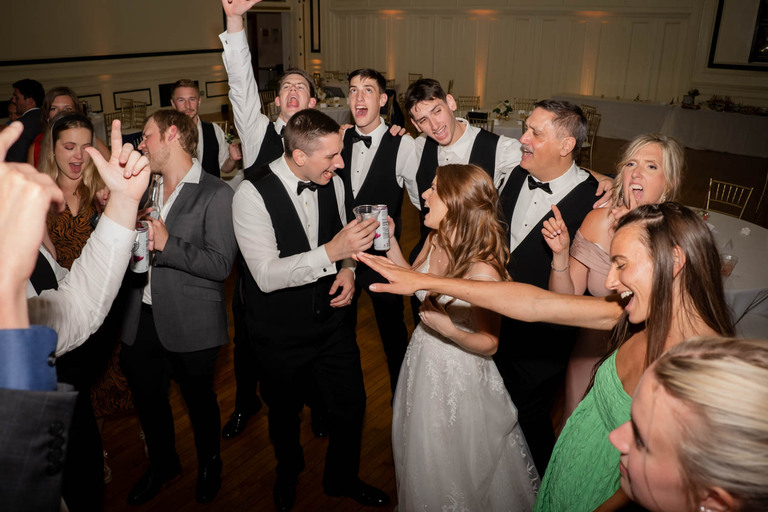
119, 110, 237, 506
220, 0, 317, 174
232, 108, 388, 511
338, 68, 418, 395
169, 79, 241, 179
220, 0, 329, 442
495, 99, 605, 474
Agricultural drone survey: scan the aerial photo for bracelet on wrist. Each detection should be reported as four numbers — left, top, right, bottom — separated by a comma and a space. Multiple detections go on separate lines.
551, 262, 570, 273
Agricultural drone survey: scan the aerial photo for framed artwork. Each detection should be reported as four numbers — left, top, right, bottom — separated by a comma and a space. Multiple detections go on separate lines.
79, 94, 103, 113
708, 0, 768, 71
113, 88, 152, 110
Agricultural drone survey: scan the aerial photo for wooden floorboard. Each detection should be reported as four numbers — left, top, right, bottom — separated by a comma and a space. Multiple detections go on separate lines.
101, 135, 767, 511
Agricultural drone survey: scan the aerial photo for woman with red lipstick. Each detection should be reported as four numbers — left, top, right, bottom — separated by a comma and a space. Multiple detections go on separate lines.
610, 336, 768, 512
543, 134, 685, 425
40, 112, 105, 269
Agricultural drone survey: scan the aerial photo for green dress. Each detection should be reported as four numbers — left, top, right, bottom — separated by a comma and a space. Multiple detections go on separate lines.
532, 351, 631, 512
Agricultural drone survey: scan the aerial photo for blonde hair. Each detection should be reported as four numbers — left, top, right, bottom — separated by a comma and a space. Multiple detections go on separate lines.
39, 112, 103, 209
653, 336, 768, 511
612, 134, 685, 208
427, 164, 510, 282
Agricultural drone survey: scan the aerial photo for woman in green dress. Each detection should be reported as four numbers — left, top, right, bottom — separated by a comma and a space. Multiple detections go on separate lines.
357, 202, 735, 511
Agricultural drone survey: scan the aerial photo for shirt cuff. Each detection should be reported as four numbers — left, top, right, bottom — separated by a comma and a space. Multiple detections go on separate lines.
219, 29, 247, 49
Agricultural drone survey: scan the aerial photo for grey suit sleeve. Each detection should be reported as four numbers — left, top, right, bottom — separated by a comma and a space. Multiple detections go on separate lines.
154, 185, 237, 281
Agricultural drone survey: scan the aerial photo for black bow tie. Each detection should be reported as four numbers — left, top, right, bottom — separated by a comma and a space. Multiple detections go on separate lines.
350, 132, 372, 148
297, 181, 319, 195
527, 175, 552, 194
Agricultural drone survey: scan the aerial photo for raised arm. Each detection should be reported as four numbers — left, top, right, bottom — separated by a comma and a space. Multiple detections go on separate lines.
357, 252, 622, 331
220, 0, 271, 168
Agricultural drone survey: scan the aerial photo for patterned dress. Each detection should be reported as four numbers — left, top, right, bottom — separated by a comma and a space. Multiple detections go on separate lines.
392, 254, 540, 511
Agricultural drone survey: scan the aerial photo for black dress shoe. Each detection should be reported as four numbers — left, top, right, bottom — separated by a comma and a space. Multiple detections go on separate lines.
222, 400, 262, 440
273, 478, 297, 511
325, 479, 390, 507
311, 410, 327, 438
196, 454, 222, 504
126, 463, 181, 505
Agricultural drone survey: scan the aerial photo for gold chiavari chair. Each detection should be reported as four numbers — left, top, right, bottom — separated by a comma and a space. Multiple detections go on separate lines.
578, 111, 601, 170
408, 73, 422, 85
706, 178, 754, 219
456, 95, 480, 116
513, 98, 537, 113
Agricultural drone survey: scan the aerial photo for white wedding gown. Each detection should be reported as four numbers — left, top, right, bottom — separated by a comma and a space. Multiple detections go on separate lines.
392, 256, 540, 511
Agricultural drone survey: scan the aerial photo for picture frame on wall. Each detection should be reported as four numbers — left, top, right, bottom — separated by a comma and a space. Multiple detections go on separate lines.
79, 94, 103, 114
708, 0, 768, 71
113, 88, 152, 110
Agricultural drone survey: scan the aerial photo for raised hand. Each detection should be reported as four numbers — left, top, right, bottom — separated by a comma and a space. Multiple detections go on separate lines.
84, 119, 151, 228
0, 123, 66, 327
608, 186, 638, 227
222, 0, 262, 31
542, 204, 571, 255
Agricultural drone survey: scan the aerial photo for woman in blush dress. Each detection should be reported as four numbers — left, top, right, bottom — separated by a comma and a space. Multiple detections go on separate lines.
544, 134, 685, 424
384, 164, 539, 512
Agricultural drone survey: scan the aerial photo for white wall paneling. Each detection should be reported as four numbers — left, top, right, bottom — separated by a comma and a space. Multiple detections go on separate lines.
325, 1, 768, 107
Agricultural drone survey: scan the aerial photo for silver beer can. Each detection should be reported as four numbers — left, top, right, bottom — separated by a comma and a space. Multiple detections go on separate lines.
130, 221, 150, 273
373, 204, 390, 251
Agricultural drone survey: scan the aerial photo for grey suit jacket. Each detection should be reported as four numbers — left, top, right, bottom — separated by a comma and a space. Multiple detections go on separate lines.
121, 163, 237, 352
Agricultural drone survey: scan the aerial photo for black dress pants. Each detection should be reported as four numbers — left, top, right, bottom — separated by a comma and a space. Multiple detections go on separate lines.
253, 309, 366, 489
120, 307, 221, 471
349, 263, 408, 395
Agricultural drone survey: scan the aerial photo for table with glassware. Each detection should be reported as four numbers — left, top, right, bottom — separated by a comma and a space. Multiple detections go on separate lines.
700, 209, 768, 337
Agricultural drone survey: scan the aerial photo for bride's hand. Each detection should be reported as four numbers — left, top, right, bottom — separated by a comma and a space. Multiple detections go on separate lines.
419, 296, 458, 340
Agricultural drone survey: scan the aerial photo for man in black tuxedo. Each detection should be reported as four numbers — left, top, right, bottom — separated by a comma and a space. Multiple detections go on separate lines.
232, 109, 388, 511
6, 79, 44, 162
338, 68, 419, 395
495, 99, 605, 474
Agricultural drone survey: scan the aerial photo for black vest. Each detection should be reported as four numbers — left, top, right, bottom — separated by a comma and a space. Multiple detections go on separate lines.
338, 129, 404, 241
409, 128, 500, 261
200, 121, 221, 178
244, 123, 285, 181
499, 165, 599, 289
240, 165, 343, 328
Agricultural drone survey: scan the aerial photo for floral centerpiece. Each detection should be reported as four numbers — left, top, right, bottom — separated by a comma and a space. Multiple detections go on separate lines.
493, 99, 513, 119
317, 87, 327, 105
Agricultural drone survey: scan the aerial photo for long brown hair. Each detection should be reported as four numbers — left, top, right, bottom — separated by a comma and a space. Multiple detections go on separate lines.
39, 112, 103, 209
427, 164, 510, 283
611, 203, 734, 369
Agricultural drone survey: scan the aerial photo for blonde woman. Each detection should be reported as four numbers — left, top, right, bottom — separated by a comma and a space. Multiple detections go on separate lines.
40, 112, 105, 268
544, 134, 685, 422
610, 336, 768, 512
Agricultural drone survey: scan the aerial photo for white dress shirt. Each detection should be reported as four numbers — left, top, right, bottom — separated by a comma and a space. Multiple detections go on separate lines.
195, 117, 230, 169
220, 29, 285, 169
232, 156, 348, 293
28, 215, 136, 356
349, 119, 420, 209
413, 118, 522, 201
509, 161, 589, 250
142, 161, 203, 305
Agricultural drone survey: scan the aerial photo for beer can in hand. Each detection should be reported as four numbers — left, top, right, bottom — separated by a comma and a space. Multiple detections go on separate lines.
130, 221, 150, 273
353, 204, 390, 251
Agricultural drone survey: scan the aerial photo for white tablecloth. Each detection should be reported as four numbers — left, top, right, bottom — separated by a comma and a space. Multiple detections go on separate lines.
315, 104, 351, 125
553, 94, 768, 158
704, 209, 768, 337
493, 119, 523, 140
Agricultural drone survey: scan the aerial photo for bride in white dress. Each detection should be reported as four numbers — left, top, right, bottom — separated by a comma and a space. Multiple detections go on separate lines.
383, 164, 540, 511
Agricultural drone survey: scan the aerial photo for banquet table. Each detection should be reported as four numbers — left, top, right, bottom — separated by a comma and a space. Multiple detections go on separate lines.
553, 94, 768, 158
493, 118, 523, 140
703, 209, 768, 337
315, 104, 351, 125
